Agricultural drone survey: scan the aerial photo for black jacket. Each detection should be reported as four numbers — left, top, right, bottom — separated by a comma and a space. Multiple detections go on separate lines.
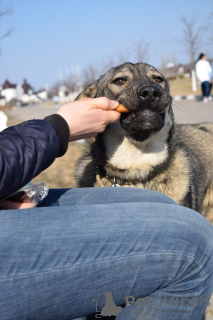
0, 114, 69, 200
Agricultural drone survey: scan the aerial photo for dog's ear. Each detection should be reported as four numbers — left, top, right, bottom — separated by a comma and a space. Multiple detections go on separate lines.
75, 82, 98, 101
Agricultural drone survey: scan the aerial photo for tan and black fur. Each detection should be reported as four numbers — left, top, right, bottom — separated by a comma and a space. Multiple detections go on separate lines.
75, 62, 213, 215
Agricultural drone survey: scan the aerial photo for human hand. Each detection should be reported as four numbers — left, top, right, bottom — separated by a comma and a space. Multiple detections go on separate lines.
56, 97, 120, 141
0, 200, 36, 210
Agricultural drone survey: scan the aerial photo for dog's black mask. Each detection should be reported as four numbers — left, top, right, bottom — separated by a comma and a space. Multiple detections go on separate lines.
119, 81, 168, 141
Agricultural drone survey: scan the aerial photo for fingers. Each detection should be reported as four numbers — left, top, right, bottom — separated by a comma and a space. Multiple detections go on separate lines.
17, 202, 36, 209
88, 97, 119, 110
87, 97, 121, 123
56, 97, 121, 142
0, 200, 36, 210
105, 110, 121, 123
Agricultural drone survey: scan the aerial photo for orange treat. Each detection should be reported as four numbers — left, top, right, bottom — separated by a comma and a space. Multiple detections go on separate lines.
115, 103, 130, 113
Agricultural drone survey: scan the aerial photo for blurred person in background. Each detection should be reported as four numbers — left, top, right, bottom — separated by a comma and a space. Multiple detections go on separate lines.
195, 53, 212, 102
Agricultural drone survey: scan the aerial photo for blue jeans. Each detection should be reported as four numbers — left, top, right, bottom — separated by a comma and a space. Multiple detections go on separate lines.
0, 188, 212, 320
201, 81, 212, 97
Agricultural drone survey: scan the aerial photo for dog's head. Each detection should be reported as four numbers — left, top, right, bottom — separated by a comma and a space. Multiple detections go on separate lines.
75, 62, 173, 142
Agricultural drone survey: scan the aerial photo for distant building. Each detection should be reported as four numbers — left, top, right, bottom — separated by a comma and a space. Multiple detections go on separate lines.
0, 111, 8, 130
22, 79, 33, 95
0, 79, 48, 106
34, 89, 48, 101
0, 94, 6, 107
1, 80, 19, 103
58, 85, 82, 103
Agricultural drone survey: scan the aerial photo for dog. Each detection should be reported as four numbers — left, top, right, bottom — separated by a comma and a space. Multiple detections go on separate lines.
75, 62, 213, 216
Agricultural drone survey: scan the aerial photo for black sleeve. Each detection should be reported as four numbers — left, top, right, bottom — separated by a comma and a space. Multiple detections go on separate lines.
44, 114, 70, 157
0, 119, 62, 200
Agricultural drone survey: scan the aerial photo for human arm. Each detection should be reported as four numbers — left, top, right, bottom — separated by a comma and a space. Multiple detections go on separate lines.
55, 97, 120, 141
0, 119, 62, 201
0, 98, 120, 205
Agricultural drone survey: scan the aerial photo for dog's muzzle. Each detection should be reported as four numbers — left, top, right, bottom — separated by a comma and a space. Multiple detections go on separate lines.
137, 84, 163, 103
118, 84, 167, 141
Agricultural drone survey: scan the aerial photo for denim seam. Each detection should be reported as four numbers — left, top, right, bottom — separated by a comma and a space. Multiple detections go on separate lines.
72, 201, 178, 206
0, 251, 203, 282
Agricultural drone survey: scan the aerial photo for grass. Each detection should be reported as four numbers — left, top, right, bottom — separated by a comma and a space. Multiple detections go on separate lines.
32, 142, 84, 188
168, 77, 200, 97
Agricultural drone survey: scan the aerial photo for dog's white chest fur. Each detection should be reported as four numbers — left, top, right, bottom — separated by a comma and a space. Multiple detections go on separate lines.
104, 108, 171, 178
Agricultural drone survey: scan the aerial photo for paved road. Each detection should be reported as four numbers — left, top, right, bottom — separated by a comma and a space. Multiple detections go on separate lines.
173, 99, 213, 124
8, 103, 60, 122
7, 99, 213, 124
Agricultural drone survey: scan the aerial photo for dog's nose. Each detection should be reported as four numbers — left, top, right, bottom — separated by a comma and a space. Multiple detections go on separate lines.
137, 84, 162, 102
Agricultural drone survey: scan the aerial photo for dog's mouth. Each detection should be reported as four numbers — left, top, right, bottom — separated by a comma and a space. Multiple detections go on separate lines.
119, 102, 166, 141
121, 109, 165, 129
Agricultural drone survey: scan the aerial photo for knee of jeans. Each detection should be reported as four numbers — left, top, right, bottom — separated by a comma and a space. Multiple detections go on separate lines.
176, 209, 213, 272
78, 188, 177, 205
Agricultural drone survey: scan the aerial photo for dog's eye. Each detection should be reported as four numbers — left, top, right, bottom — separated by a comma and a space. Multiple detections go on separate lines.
153, 76, 164, 84
112, 78, 126, 85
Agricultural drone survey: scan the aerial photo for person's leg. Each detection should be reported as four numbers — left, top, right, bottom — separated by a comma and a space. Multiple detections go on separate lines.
201, 81, 205, 97
39, 187, 177, 207
202, 81, 210, 99
0, 188, 212, 320
209, 83, 212, 100
205, 81, 211, 98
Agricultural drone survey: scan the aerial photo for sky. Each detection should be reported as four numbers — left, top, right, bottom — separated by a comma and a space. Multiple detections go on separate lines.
0, 0, 212, 90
